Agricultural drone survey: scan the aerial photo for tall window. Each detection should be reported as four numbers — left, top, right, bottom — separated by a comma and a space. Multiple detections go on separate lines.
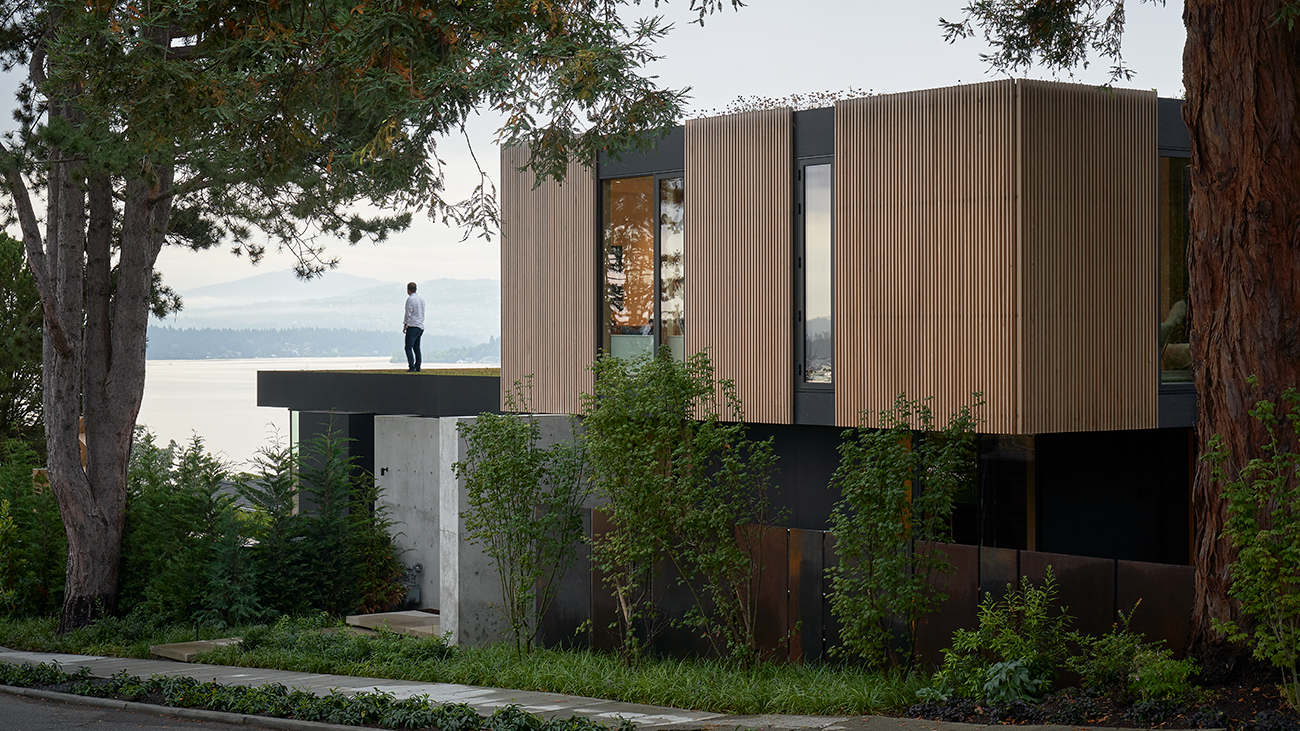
1159, 156, 1191, 383
797, 160, 833, 385
601, 174, 686, 361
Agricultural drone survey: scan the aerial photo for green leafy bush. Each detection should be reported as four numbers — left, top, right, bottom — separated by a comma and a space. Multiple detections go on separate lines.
826, 393, 981, 668
0, 439, 65, 616
1209, 380, 1300, 709
455, 378, 592, 655
582, 351, 779, 665
121, 431, 238, 621
1066, 601, 1197, 702
932, 569, 1072, 702
1129, 647, 1197, 702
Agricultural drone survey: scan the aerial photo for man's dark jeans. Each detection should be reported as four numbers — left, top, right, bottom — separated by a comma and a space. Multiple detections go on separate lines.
404, 326, 423, 371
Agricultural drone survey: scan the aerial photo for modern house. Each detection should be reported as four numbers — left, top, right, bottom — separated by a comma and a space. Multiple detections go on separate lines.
260, 78, 1197, 659
501, 77, 1194, 566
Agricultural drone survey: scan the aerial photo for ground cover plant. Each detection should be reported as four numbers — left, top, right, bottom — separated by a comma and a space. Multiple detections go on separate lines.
0, 659, 631, 731
0, 612, 923, 716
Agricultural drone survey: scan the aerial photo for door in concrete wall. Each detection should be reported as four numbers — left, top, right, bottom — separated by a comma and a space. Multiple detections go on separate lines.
374, 415, 441, 610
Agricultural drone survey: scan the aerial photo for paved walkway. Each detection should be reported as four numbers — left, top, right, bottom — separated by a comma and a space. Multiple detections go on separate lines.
0, 647, 1137, 731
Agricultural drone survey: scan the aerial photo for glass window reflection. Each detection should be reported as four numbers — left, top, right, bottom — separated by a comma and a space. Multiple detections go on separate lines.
1159, 157, 1191, 383
659, 177, 686, 362
602, 176, 656, 360
804, 164, 833, 384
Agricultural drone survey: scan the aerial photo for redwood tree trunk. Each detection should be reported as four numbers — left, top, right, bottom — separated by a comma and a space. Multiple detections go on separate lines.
1183, 0, 1300, 662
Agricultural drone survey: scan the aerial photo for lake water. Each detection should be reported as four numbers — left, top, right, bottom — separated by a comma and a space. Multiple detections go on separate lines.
137, 357, 475, 468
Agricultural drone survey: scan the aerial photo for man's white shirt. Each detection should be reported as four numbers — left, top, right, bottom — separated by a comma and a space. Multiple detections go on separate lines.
405, 293, 426, 329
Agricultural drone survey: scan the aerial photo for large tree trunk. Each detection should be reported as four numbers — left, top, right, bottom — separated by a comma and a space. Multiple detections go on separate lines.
1183, 0, 1300, 666
6, 61, 175, 633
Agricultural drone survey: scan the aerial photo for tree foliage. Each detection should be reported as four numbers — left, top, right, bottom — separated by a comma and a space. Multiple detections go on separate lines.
1210, 381, 1300, 709
455, 379, 592, 655
0, 0, 736, 631
939, 0, 1165, 83
826, 393, 981, 668
0, 233, 41, 451
582, 351, 779, 666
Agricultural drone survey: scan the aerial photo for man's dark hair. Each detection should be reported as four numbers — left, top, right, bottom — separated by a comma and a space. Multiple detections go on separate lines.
407, 282, 417, 293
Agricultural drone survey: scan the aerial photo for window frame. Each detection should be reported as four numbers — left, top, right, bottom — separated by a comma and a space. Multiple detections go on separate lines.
795, 156, 834, 393
597, 171, 686, 361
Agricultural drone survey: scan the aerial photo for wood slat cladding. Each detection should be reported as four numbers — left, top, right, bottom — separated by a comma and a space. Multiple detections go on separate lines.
834, 80, 1158, 433
685, 109, 793, 424
499, 145, 596, 414
1017, 80, 1158, 433
834, 81, 1021, 431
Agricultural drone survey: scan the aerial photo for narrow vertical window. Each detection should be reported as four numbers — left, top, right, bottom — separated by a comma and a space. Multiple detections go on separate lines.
602, 176, 656, 359
1158, 156, 1191, 383
659, 177, 686, 361
802, 163, 833, 384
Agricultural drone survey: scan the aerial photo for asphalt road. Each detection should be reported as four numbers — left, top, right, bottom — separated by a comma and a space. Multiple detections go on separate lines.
0, 692, 249, 731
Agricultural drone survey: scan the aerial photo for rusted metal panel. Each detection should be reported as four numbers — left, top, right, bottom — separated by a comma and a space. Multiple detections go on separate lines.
915, 542, 980, 669
589, 510, 620, 652
788, 528, 825, 663
1117, 559, 1194, 657
650, 556, 711, 659
1020, 550, 1116, 639
822, 531, 843, 656
742, 525, 789, 661
979, 545, 1021, 602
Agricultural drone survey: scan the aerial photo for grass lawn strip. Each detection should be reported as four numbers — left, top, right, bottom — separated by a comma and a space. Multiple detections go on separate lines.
0, 660, 635, 731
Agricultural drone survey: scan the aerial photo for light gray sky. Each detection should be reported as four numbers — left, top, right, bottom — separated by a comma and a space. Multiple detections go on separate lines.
32, 1, 1192, 292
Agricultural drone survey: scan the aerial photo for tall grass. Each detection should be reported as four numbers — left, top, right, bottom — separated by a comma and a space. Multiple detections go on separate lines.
0, 613, 923, 716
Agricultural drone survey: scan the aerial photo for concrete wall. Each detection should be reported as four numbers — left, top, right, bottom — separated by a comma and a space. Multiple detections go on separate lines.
374, 416, 442, 610
439, 414, 584, 647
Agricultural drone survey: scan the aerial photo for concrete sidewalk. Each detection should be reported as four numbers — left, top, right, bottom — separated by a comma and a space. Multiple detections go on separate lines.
0, 647, 1135, 731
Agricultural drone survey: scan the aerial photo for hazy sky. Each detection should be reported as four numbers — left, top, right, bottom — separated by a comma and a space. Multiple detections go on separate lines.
22, 1, 1191, 293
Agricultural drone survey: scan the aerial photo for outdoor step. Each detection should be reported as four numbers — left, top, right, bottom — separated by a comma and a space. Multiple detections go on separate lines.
345, 609, 440, 638
148, 637, 242, 662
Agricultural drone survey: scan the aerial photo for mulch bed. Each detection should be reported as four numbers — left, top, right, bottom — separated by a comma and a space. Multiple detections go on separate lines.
903, 661, 1300, 730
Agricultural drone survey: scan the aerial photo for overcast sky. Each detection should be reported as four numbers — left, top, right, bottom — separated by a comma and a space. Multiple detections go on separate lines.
20, 1, 1191, 293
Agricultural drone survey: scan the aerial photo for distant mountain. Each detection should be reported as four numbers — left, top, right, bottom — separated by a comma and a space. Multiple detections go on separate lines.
161, 272, 499, 342
180, 270, 395, 308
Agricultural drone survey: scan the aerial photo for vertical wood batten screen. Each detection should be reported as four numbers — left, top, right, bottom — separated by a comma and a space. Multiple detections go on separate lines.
685, 109, 794, 424
1017, 82, 1158, 432
834, 81, 1021, 431
500, 145, 596, 414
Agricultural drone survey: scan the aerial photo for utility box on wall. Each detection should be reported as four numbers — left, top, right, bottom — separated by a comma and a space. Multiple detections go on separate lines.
374, 415, 442, 611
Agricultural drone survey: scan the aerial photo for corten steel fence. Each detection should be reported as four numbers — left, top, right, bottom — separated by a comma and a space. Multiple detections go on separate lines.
540, 514, 1194, 666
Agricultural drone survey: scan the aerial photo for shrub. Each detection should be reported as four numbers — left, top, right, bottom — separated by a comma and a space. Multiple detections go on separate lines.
932, 569, 1072, 703
455, 378, 592, 655
826, 393, 981, 668
1066, 600, 1197, 702
121, 431, 236, 620
0, 439, 64, 616
582, 351, 779, 665
1209, 380, 1300, 709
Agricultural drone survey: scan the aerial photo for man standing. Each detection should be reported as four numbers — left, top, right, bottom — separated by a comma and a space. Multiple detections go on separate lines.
403, 282, 426, 372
